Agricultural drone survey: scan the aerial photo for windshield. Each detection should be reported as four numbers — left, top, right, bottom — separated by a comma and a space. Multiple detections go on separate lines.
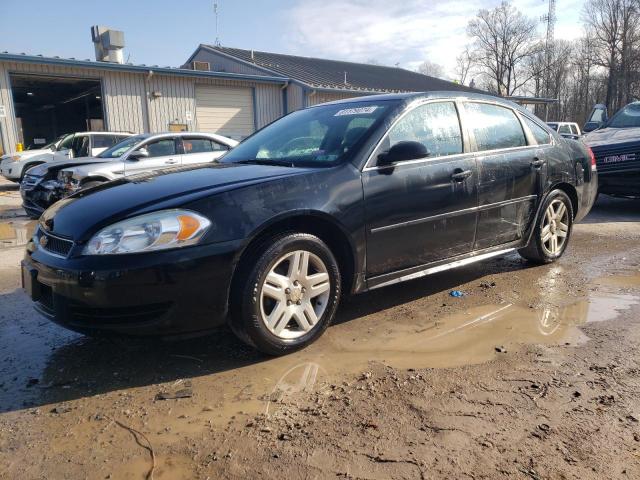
607, 103, 640, 128
98, 135, 147, 158
221, 101, 398, 166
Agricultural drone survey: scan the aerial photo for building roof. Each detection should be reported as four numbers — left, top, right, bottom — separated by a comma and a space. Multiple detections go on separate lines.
0, 51, 288, 85
203, 45, 480, 94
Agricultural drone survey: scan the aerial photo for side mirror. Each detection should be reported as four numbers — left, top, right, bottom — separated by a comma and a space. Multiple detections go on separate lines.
377, 141, 428, 166
128, 148, 150, 161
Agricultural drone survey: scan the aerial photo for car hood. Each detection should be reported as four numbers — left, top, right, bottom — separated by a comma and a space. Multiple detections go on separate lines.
41, 163, 311, 240
1, 149, 51, 161
583, 127, 640, 147
26, 156, 113, 177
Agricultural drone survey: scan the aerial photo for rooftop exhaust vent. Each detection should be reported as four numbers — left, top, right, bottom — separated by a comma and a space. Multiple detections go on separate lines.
91, 26, 125, 64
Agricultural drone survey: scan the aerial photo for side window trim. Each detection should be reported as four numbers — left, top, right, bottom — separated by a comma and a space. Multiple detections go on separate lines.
364, 100, 467, 170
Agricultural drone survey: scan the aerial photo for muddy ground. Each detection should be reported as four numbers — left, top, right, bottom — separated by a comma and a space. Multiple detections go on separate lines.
0, 177, 639, 479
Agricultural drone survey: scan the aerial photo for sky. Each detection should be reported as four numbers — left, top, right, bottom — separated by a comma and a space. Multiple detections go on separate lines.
0, 0, 585, 77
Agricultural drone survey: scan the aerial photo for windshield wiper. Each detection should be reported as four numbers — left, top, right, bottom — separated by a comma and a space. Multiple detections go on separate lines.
235, 159, 295, 167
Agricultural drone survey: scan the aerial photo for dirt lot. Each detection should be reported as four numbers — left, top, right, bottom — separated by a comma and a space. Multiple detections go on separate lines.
1, 177, 639, 479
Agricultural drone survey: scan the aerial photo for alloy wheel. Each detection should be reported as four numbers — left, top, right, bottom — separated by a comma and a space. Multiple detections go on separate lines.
259, 250, 331, 339
540, 199, 569, 256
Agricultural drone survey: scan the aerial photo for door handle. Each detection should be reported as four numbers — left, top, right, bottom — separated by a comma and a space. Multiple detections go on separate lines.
451, 169, 473, 182
165, 159, 178, 165
531, 158, 546, 168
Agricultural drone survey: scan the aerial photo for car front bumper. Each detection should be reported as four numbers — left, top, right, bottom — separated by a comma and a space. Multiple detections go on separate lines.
22, 235, 243, 336
597, 171, 640, 196
0, 160, 20, 180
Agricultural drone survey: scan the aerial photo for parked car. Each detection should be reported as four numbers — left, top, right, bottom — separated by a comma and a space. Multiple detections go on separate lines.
582, 101, 640, 198
22, 92, 597, 355
1, 132, 132, 182
20, 132, 238, 218
547, 122, 582, 139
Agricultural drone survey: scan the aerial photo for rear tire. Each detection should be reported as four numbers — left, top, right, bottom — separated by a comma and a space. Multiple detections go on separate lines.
230, 233, 341, 356
519, 190, 574, 264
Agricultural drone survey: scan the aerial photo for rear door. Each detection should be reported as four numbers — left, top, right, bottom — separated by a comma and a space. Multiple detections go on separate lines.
463, 102, 543, 249
363, 101, 478, 279
180, 136, 230, 165
123, 137, 180, 176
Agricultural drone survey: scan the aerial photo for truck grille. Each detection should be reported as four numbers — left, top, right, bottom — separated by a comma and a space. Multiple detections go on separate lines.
591, 143, 640, 173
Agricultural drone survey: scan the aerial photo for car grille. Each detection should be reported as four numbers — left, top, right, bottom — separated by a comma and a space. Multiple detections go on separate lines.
67, 302, 173, 325
591, 143, 640, 173
38, 230, 74, 257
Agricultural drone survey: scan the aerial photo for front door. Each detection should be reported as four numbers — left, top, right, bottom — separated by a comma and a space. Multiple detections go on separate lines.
363, 101, 478, 279
123, 137, 181, 176
463, 102, 543, 249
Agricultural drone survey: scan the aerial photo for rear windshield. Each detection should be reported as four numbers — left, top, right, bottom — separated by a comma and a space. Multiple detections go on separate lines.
98, 135, 147, 159
607, 103, 640, 128
220, 101, 399, 167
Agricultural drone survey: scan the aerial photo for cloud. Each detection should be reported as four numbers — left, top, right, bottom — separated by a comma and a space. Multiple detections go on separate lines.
285, 0, 584, 77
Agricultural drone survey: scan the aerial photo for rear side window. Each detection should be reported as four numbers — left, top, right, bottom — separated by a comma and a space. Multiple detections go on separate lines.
523, 116, 551, 145
570, 125, 579, 135
465, 102, 526, 151
92, 135, 116, 149
182, 138, 229, 154
385, 101, 463, 158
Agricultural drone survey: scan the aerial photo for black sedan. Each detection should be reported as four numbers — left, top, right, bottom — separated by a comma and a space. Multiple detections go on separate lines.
22, 92, 598, 355
583, 101, 640, 198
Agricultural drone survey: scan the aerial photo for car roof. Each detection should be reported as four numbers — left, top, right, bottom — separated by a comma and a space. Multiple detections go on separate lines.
62, 131, 134, 136
312, 90, 525, 112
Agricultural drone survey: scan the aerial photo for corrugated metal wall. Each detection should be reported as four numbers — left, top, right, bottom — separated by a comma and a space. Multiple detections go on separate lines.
287, 84, 305, 111
190, 49, 270, 76
0, 60, 284, 153
307, 91, 363, 106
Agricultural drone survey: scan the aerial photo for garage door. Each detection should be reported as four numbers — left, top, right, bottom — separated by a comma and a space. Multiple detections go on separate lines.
195, 85, 255, 140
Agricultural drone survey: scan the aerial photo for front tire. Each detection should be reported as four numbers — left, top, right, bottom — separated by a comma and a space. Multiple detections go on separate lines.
519, 190, 573, 264
231, 233, 341, 356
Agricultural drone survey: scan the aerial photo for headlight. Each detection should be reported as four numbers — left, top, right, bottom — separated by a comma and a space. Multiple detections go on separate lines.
83, 210, 211, 255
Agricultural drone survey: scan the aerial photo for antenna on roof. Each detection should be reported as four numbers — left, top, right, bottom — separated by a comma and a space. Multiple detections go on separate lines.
344, 71, 348, 85
213, 1, 222, 46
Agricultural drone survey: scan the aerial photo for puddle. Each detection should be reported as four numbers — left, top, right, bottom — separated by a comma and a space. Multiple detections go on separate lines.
593, 272, 640, 289
0, 219, 37, 248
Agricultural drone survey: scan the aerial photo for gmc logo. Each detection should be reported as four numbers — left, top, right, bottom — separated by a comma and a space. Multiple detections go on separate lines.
601, 153, 636, 164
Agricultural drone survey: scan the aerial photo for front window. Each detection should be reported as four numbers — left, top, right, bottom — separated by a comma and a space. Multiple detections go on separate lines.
98, 135, 147, 159
607, 103, 640, 128
221, 101, 398, 166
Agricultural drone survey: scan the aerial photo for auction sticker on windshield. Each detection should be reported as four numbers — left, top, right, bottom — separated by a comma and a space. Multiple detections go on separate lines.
334, 106, 379, 116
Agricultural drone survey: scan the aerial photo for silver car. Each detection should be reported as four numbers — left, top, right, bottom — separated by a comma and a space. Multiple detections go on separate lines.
20, 132, 238, 218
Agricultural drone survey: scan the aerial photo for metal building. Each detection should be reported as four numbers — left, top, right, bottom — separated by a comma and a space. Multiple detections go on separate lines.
0, 32, 479, 155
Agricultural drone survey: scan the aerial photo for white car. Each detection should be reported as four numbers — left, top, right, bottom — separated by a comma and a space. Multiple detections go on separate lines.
0, 131, 132, 181
21, 132, 238, 217
546, 122, 582, 139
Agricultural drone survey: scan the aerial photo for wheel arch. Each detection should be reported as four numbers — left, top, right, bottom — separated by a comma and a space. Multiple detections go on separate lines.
548, 182, 579, 219
230, 211, 358, 300
80, 176, 110, 185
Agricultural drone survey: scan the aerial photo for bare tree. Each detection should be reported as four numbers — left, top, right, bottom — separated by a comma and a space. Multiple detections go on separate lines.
454, 47, 474, 85
417, 60, 446, 79
467, 1, 541, 95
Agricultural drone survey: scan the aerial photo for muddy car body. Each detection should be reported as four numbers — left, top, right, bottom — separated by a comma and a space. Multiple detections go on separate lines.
22, 92, 598, 355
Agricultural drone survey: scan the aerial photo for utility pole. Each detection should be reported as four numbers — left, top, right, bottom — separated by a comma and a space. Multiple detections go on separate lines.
540, 0, 556, 119
214, 1, 221, 46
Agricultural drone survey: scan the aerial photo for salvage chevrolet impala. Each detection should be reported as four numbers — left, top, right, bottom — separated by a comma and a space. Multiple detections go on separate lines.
22, 92, 598, 355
